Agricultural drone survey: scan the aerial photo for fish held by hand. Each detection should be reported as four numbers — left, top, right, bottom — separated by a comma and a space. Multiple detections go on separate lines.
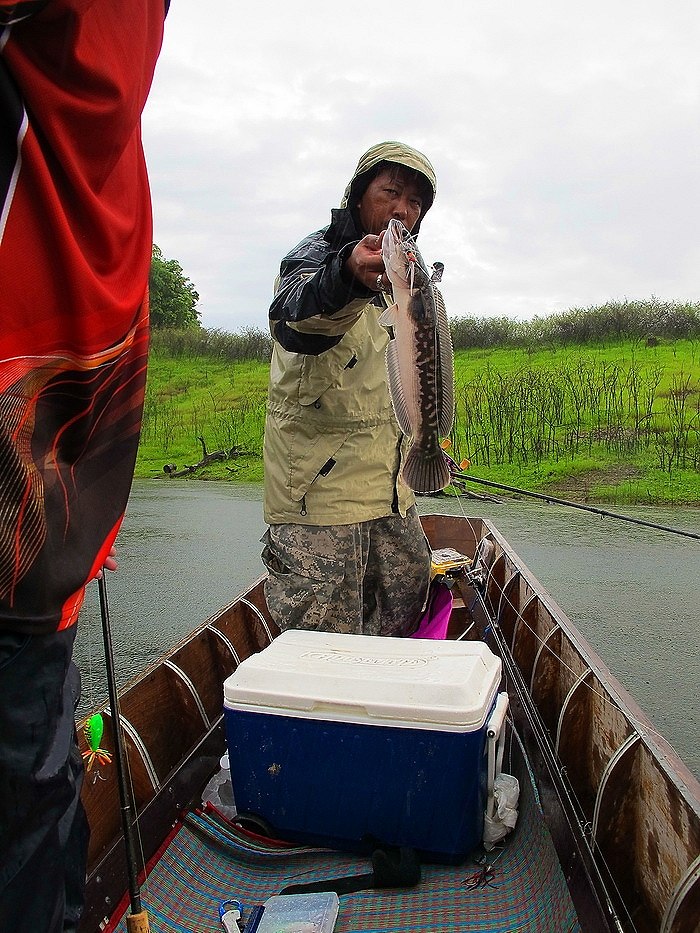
380, 219, 454, 494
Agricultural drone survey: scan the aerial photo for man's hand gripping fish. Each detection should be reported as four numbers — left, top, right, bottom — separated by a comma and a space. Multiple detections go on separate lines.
380, 218, 455, 494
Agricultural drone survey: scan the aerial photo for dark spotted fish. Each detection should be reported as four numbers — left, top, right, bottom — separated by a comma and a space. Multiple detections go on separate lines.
380, 219, 454, 494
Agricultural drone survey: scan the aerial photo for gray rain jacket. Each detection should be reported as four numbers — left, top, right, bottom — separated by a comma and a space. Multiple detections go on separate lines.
263, 141, 437, 525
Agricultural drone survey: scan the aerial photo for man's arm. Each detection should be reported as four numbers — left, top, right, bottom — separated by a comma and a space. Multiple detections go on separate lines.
269, 230, 387, 353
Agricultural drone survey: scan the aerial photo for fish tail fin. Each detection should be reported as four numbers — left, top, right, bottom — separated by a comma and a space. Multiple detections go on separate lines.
402, 444, 452, 494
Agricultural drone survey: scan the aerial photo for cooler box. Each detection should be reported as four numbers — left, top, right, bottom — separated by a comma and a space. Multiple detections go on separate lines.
223, 629, 502, 861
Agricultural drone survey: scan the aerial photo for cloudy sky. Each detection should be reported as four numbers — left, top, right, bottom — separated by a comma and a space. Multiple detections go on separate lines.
142, 1, 699, 333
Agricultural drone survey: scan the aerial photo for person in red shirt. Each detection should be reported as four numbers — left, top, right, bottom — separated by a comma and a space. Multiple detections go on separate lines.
0, 3, 167, 929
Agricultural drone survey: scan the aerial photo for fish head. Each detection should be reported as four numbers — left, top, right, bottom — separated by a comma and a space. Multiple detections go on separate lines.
382, 219, 430, 293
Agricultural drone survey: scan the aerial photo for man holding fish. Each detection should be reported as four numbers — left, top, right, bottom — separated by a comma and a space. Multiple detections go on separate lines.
263, 140, 454, 637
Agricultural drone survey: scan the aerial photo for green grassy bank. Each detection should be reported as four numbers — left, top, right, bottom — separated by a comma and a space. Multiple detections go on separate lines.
137, 336, 700, 505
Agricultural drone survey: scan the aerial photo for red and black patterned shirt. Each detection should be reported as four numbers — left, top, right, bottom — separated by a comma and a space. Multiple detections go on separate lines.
0, 0, 166, 633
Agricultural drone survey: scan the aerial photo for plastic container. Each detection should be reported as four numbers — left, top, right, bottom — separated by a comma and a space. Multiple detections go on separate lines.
251, 892, 339, 933
224, 629, 501, 861
201, 752, 237, 820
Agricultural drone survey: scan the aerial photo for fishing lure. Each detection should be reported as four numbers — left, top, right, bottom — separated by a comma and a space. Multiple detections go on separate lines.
82, 713, 113, 772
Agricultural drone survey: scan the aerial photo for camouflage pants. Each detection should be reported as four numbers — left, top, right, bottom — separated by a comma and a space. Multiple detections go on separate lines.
261, 507, 431, 636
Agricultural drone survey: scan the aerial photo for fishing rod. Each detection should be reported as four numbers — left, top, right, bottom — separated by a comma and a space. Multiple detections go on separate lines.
442, 453, 700, 541
98, 573, 151, 933
469, 582, 627, 932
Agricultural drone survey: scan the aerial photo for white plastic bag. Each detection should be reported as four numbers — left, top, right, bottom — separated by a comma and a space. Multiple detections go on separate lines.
483, 772, 520, 849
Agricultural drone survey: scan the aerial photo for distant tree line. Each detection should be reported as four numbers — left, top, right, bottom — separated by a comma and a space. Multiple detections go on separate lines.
149, 245, 699, 352
150, 297, 700, 362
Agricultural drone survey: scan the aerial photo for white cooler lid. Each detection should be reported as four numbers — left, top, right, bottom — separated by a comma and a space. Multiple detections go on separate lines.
224, 630, 502, 731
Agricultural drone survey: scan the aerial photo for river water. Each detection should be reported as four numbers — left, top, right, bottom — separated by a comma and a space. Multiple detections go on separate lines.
74, 479, 700, 780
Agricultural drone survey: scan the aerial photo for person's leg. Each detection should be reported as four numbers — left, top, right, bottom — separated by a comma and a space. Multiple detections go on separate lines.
0, 626, 88, 933
262, 523, 366, 633
59, 661, 90, 933
362, 506, 432, 636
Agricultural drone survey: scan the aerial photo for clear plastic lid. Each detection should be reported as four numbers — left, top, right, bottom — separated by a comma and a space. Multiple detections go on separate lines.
254, 892, 339, 933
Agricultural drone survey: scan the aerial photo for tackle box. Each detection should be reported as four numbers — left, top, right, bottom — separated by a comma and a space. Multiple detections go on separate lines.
223, 629, 502, 861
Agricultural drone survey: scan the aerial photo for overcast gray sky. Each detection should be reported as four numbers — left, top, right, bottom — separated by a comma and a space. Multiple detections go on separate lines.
142, 1, 699, 332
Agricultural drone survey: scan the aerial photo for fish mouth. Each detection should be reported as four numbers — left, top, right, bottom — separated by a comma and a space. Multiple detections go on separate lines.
382, 219, 416, 284
383, 218, 412, 250
385, 218, 409, 236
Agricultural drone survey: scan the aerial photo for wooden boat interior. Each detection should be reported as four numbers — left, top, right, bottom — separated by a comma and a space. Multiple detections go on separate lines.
76, 514, 700, 933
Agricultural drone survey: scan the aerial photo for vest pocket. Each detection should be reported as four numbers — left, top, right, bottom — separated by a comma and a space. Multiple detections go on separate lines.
297, 342, 360, 406
289, 429, 350, 502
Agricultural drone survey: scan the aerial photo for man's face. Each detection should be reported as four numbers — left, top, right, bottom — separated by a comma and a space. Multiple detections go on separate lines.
357, 167, 425, 236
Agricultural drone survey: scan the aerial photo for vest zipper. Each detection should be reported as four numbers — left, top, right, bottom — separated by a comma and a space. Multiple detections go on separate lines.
392, 436, 402, 512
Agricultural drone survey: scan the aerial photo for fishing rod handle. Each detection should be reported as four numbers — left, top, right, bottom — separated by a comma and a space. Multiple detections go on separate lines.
126, 910, 150, 933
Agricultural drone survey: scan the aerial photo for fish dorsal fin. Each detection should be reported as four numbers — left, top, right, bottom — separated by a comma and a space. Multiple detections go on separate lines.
385, 338, 412, 435
433, 286, 455, 437
378, 302, 399, 328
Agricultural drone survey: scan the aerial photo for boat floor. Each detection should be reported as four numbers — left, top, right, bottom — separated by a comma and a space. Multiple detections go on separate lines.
108, 752, 580, 933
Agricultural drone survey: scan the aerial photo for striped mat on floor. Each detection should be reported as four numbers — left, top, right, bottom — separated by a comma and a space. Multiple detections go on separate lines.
110, 767, 580, 933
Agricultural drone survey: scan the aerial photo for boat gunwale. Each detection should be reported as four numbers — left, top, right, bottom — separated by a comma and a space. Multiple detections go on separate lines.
474, 515, 700, 807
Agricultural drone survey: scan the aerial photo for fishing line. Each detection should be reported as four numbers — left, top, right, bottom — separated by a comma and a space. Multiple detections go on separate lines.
445, 501, 674, 749
432, 486, 675, 931
479, 598, 630, 933
80, 607, 113, 785
84, 599, 97, 716
451, 470, 700, 541
439, 457, 695, 744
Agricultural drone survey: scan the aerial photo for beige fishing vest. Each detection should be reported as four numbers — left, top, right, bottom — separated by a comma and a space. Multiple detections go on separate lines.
263, 300, 415, 525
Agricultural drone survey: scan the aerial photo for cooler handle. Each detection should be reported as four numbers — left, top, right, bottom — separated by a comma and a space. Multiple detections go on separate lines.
485, 692, 509, 819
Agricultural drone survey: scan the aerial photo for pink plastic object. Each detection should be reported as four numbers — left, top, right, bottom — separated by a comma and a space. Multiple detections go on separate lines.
411, 582, 453, 640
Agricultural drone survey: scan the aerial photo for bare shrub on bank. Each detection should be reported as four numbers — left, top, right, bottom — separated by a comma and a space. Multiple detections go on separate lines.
452, 359, 699, 475
449, 299, 700, 350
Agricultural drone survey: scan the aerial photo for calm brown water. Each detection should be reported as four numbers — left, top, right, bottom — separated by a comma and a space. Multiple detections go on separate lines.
73, 480, 700, 779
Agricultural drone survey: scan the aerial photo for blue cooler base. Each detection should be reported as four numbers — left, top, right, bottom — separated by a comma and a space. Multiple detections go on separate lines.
225, 709, 488, 863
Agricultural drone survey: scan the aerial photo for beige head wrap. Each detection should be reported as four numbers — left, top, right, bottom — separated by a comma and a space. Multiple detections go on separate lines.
340, 141, 437, 231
